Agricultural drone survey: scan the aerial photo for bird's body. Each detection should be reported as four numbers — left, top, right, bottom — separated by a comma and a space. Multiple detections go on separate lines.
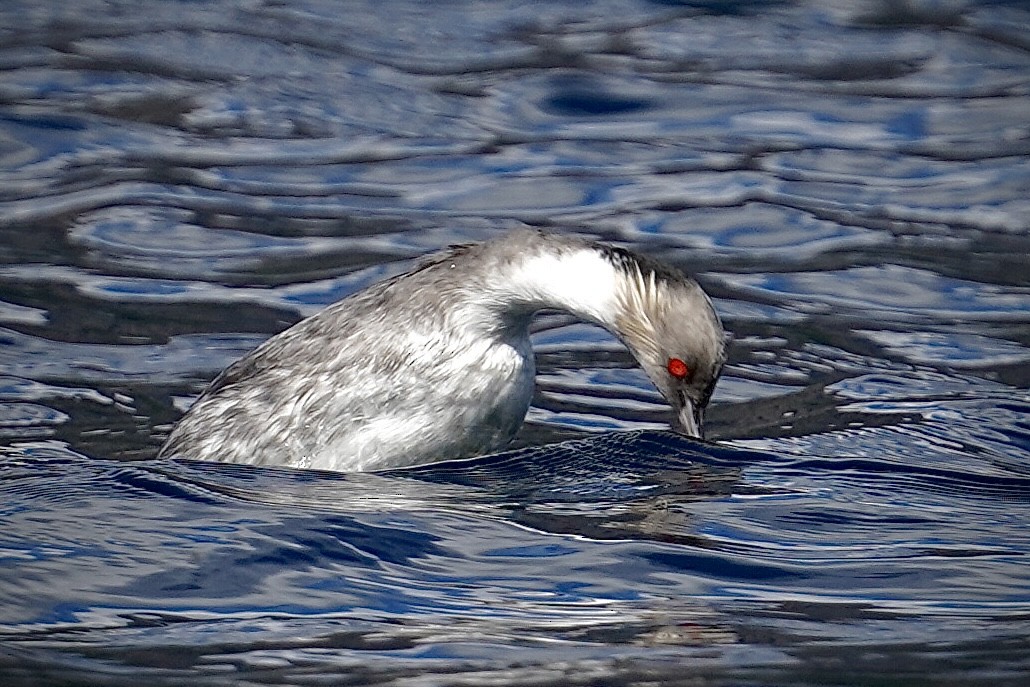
158, 229, 726, 471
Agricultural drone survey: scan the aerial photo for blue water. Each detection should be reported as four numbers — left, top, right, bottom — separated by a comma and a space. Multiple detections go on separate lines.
1, 0, 1029, 684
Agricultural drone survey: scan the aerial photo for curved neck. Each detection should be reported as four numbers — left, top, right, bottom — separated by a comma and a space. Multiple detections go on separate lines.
489, 244, 622, 330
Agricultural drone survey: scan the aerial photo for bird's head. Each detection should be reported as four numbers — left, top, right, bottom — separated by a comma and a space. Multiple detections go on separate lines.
608, 249, 726, 438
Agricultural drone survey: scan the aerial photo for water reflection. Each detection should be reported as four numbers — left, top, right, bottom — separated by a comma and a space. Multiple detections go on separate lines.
1, 0, 1028, 684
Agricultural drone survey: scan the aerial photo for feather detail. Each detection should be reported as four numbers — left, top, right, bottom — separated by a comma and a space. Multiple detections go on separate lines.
613, 261, 665, 366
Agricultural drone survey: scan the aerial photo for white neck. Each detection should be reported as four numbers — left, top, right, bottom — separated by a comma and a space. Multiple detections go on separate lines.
495, 246, 622, 329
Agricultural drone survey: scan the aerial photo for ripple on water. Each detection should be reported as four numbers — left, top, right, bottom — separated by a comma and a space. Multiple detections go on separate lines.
857, 330, 1030, 369
0, 327, 265, 383
66, 206, 417, 282
715, 265, 1030, 322
0, 0, 1029, 683
636, 203, 887, 260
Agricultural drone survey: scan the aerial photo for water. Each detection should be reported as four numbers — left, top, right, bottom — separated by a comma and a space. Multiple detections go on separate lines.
1, 0, 1029, 684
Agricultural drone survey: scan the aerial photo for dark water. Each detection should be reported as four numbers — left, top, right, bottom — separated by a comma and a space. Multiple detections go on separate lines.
2, 0, 1030, 684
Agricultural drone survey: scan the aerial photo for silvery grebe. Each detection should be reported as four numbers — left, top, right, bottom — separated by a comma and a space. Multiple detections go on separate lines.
158, 229, 726, 472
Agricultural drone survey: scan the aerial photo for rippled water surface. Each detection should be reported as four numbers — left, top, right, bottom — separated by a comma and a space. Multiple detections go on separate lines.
2, 1, 1029, 685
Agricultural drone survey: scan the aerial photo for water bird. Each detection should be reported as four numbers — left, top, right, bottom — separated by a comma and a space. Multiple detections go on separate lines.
158, 229, 726, 471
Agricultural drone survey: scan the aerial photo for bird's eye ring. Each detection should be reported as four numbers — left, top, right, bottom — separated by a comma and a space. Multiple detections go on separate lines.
667, 357, 690, 379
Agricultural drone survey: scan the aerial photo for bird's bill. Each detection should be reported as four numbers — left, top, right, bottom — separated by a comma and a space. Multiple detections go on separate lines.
675, 399, 703, 439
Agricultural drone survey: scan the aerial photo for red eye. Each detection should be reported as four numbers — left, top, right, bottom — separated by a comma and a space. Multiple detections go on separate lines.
667, 357, 690, 379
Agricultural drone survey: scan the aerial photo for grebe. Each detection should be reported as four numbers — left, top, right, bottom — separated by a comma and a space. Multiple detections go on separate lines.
158, 229, 726, 472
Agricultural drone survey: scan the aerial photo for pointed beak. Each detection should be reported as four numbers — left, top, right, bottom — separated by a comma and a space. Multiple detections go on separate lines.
674, 398, 703, 439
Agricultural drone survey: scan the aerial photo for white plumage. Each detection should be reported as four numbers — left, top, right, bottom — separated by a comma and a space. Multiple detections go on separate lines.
159, 229, 726, 472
